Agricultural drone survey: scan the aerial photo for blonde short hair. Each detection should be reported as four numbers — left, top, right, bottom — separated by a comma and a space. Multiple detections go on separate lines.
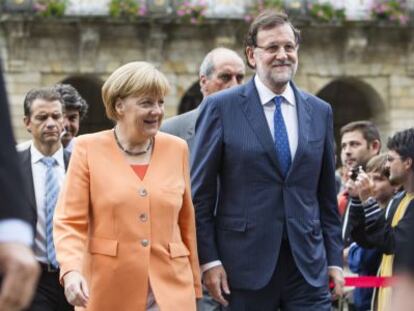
102, 61, 170, 121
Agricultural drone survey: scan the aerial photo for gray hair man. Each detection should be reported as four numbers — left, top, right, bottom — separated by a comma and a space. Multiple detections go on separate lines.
161, 47, 245, 152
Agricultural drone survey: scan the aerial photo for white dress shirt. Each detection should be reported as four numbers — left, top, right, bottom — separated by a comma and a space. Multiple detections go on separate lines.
64, 138, 76, 153
30, 143, 66, 264
255, 75, 298, 159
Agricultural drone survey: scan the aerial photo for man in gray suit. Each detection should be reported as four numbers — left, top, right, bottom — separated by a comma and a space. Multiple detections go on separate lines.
161, 48, 245, 311
161, 47, 245, 152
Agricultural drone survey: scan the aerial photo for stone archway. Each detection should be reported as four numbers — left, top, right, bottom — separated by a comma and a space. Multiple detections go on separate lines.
316, 78, 385, 148
178, 81, 203, 115
60, 75, 113, 134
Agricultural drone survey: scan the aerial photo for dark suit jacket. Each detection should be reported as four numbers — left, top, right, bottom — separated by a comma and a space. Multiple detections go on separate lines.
18, 148, 70, 232
160, 108, 199, 153
0, 64, 32, 224
191, 78, 342, 289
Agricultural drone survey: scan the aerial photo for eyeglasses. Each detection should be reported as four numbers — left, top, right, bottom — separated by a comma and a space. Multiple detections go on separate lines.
386, 154, 403, 163
254, 43, 298, 55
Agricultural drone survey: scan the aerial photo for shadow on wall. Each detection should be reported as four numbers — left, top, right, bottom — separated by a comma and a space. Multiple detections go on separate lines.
61, 75, 113, 134
317, 78, 384, 158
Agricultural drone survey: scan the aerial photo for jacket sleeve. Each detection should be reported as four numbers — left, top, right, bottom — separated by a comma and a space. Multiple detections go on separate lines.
179, 143, 202, 298
364, 199, 414, 256
190, 97, 223, 265
0, 64, 32, 226
53, 137, 90, 282
317, 106, 343, 267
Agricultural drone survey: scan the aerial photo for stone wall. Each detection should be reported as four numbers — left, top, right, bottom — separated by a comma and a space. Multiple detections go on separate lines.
1, 17, 413, 144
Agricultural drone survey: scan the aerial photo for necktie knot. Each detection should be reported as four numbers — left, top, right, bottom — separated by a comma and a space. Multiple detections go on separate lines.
41, 157, 57, 168
274, 96, 283, 108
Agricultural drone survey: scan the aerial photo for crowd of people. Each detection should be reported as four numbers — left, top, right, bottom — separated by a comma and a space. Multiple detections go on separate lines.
0, 9, 413, 311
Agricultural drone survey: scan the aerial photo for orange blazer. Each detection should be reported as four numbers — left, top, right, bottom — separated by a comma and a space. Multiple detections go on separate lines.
54, 130, 202, 311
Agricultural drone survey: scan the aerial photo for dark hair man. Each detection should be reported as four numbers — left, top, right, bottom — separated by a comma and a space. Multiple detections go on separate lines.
349, 127, 414, 310
19, 87, 73, 310
53, 84, 88, 153
339, 121, 382, 247
191, 10, 343, 310
160, 47, 245, 153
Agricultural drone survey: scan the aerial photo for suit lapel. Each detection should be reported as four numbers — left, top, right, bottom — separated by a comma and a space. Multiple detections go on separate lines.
290, 82, 312, 172
20, 148, 37, 212
240, 79, 283, 177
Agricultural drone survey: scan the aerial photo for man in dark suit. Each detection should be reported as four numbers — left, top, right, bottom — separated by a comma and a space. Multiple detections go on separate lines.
191, 11, 343, 310
161, 47, 245, 153
18, 87, 72, 311
0, 64, 40, 310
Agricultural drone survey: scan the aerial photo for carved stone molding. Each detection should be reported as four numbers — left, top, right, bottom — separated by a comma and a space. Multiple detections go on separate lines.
78, 25, 100, 72
344, 28, 368, 62
4, 20, 30, 70
146, 24, 167, 65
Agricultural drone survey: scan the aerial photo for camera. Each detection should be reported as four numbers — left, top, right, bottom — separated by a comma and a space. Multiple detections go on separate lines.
350, 166, 360, 181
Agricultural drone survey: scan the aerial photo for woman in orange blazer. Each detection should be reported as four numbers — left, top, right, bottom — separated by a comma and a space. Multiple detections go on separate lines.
53, 61, 202, 311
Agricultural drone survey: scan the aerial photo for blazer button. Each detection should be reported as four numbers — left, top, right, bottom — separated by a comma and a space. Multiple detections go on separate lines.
141, 239, 149, 247
139, 213, 148, 222
139, 188, 148, 197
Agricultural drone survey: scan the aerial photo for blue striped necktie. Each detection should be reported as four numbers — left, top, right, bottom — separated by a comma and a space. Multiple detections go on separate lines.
40, 157, 60, 268
273, 96, 291, 178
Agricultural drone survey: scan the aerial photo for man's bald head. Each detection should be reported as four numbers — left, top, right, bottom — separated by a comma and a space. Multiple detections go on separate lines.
199, 47, 246, 97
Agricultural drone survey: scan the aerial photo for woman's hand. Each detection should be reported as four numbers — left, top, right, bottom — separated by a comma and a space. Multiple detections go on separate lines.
63, 271, 89, 307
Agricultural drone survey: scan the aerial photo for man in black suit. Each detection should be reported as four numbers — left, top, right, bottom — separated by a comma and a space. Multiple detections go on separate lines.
18, 87, 72, 311
0, 65, 40, 310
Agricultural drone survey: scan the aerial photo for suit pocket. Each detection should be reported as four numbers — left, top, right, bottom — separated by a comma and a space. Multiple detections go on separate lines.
308, 138, 323, 147
88, 237, 118, 257
169, 242, 190, 258
216, 217, 247, 232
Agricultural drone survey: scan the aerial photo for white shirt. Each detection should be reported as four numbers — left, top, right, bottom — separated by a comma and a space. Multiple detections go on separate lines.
30, 143, 66, 264
64, 138, 76, 153
255, 75, 298, 159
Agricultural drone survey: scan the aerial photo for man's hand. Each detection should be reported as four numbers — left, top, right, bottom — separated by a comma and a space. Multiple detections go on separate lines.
203, 265, 230, 307
354, 171, 374, 202
329, 268, 344, 300
0, 242, 40, 311
63, 271, 89, 307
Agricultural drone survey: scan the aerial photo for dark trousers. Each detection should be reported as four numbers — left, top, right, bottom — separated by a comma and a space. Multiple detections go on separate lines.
26, 263, 73, 311
224, 240, 331, 311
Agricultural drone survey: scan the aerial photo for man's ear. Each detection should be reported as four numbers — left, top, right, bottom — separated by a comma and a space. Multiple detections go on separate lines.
404, 157, 413, 171
23, 116, 31, 133
370, 139, 381, 155
245, 46, 256, 68
199, 75, 208, 96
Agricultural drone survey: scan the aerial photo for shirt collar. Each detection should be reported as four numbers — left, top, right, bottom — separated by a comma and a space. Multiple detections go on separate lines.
30, 142, 65, 168
254, 75, 296, 107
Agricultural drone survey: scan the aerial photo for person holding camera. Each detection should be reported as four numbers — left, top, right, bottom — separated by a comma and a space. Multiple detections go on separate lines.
345, 154, 397, 311
348, 128, 414, 311
339, 121, 382, 248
